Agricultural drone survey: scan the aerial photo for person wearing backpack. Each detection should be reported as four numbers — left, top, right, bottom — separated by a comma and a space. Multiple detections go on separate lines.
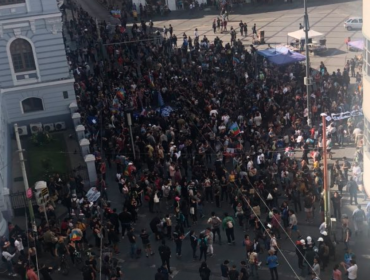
198, 234, 208, 262
207, 212, 222, 244
199, 262, 211, 280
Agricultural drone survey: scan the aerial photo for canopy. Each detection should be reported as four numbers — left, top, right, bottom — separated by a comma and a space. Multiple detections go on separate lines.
257, 47, 306, 66
288, 29, 324, 40
348, 40, 364, 50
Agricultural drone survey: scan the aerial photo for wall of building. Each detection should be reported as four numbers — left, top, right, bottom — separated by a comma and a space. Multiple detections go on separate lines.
0, 16, 69, 88
363, 0, 370, 196
2, 80, 75, 123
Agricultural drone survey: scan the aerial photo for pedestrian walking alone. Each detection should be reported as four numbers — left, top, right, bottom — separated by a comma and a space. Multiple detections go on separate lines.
199, 262, 211, 280
266, 250, 279, 280
222, 213, 235, 244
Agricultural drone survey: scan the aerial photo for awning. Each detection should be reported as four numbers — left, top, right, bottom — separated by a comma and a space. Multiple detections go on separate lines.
257, 47, 306, 66
288, 29, 324, 40
348, 40, 364, 50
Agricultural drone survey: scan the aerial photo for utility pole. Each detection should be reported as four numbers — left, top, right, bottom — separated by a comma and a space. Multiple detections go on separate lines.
126, 110, 136, 160
14, 124, 35, 222
321, 113, 331, 235
304, 0, 312, 127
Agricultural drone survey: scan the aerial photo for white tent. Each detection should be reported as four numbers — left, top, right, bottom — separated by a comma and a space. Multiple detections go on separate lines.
287, 29, 324, 40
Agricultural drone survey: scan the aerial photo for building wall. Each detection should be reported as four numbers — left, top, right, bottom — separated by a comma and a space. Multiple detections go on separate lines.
363, 0, 370, 196
0, 16, 69, 88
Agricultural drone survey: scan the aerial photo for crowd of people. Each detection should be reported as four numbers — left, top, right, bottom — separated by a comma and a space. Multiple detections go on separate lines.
1, 1, 367, 280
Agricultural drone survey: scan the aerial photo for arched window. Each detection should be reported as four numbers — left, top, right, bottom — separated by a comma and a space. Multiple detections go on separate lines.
22, 98, 43, 113
10, 39, 36, 73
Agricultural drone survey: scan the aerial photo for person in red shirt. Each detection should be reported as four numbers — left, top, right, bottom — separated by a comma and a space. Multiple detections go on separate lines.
26, 266, 39, 280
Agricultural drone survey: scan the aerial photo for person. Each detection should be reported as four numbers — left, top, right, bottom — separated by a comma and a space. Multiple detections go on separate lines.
119, 208, 132, 238
220, 260, 229, 280
39, 263, 53, 280
190, 230, 198, 259
331, 192, 342, 220
205, 228, 214, 257
199, 262, 211, 280
173, 225, 184, 257
352, 205, 365, 235
26, 266, 38, 280
288, 210, 301, 238
249, 251, 259, 279
56, 237, 68, 271
158, 240, 172, 274
347, 177, 358, 205
252, 23, 257, 37
2, 246, 17, 276
207, 212, 222, 244
311, 257, 320, 277
299, 23, 303, 29
332, 264, 342, 280
140, 229, 154, 257
127, 227, 137, 258
222, 213, 235, 244
341, 260, 357, 280
318, 238, 329, 271
228, 265, 239, 280
14, 236, 24, 256
82, 260, 95, 280
343, 225, 351, 250
198, 233, 208, 261
266, 250, 279, 280
240, 260, 250, 280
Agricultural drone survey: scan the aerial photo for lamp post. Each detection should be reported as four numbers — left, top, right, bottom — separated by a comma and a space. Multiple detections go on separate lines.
321, 113, 331, 235
304, 0, 312, 127
126, 109, 136, 160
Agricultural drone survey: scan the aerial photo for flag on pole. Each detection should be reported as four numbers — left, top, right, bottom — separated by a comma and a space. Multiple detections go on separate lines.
158, 91, 164, 107
116, 88, 125, 100
149, 72, 155, 88
229, 122, 240, 137
232, 57, 240, 66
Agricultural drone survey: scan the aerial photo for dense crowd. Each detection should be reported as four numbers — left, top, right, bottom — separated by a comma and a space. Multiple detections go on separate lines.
1, 1, 367, 280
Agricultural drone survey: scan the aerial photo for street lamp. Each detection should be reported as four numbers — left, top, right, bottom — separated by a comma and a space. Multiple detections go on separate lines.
126, 109, 136, 160
321, 113, 331, 235
304, 0, 312, 127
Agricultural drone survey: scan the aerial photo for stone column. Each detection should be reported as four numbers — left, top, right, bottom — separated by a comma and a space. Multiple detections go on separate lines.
72, 112, 81, 128
75, 125, 85, 141
84, 154, 97, 184
69, 102, 78, 114
80, 138, 90, 157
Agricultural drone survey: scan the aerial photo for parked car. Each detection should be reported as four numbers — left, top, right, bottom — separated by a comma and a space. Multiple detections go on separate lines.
344, 17, 363, 31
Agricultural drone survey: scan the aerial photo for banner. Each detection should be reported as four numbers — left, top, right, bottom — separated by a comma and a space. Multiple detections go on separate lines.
86, 187, 101, 202
331, 110, 363, 121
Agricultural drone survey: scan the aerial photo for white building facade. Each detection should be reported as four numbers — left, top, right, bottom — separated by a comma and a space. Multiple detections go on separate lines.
0, 0, 75, 235
363, 1, 370, 197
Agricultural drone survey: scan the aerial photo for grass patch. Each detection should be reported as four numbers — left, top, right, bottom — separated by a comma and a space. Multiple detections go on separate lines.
25, 132, 70, 186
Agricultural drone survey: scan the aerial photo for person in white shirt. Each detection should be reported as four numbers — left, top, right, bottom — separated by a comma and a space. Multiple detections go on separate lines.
254, 112, 262, 127
341, 260, 358, 280
209, 109, 218, 117
14, 236, 24, 256
2, 247, 17, 276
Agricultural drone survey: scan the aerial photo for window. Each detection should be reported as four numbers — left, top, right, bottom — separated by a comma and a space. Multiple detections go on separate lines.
359, 19, 363, 23
10, 39, 36, 73
352, 19, 358, 23
0, 0, 25, 5
22, 98, 43, 113
63, 91, 69, 99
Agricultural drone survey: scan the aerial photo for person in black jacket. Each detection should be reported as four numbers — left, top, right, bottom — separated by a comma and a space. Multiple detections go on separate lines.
199, 262, 211, 280
118, 208, 132, 238
158, 240, 172, 273
39, 263, 53, 280
190, 230, 198, 259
